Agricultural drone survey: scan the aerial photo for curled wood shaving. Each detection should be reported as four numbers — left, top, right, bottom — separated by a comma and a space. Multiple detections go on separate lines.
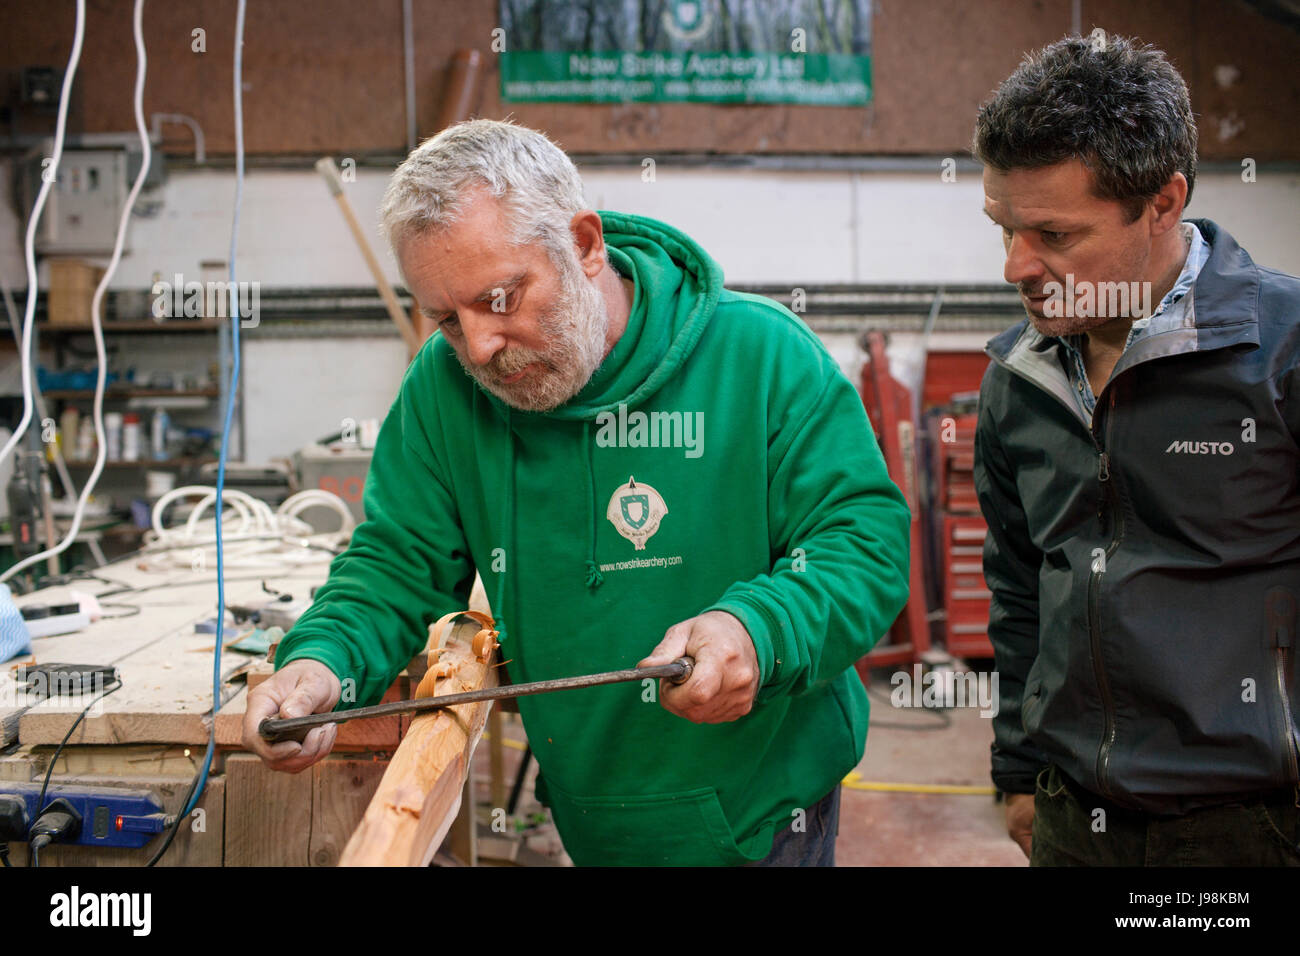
426, 610, 497, 670
427, 610, 496, 655
426, 612, 461, 657
459, 610, 496, 630
414, 660, 456, 699
471, 627, 499, 661
415, 609, 498, 699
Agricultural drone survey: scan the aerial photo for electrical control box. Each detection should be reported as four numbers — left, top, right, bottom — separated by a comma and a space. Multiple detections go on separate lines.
26, 146, 129, 254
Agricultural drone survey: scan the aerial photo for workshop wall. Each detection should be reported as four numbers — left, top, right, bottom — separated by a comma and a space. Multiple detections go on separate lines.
4, 164, 1298, 292
3, 0, 1297, 159
241, 334, 410, 464
3, 160, 1298, 468
2, 0, 1298, 469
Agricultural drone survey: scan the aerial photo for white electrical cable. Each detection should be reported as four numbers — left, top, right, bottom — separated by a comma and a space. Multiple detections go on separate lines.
151, 485, 269, 542
1, 0, 149, 583
181, 489, 254, 538
136, 485, 353, 572
277, 489, 355, 534
0, 0, 86, 472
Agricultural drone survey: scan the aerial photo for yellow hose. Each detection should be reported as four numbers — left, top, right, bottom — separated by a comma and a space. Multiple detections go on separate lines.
841, 771, 995, 795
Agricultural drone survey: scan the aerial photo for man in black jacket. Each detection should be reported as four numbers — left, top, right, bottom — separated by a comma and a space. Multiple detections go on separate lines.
972, 33, 1300, 865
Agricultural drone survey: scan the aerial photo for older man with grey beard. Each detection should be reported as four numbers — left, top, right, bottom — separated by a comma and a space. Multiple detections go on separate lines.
240, 118, 910, 866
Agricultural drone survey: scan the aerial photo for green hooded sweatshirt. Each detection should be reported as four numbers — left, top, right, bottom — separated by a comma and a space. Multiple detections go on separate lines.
276, 211, 910, 866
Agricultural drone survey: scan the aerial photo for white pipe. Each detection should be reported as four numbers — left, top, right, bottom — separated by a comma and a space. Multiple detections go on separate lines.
150, 112, 206, 163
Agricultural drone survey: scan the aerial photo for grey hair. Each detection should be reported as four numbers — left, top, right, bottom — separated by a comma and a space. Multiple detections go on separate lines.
380, 118, 587, 263
972, 34, 1197, 222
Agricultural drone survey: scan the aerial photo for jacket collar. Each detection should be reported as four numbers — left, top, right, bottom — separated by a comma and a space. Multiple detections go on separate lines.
1178, 218, 1261, 351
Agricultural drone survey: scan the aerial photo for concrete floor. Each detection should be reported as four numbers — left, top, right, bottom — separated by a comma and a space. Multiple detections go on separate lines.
469, 668, 1027, 866
839, 671, 1027, 866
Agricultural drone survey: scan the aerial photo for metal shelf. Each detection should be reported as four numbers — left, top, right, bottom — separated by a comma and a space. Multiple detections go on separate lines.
37, 320, 227, 333
41, 388, 218, 399
62, 458, 218, 469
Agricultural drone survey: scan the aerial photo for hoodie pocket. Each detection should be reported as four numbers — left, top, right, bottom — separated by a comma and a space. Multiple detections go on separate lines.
543, 780, 765, 867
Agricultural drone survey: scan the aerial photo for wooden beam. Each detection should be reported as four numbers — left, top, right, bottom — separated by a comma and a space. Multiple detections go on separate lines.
338, 611, 498, 867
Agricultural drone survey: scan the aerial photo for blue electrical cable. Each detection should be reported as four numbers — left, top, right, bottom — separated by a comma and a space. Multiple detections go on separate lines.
180, 0, 247, 821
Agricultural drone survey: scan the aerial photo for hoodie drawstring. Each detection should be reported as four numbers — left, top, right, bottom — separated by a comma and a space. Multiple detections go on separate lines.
583, 421, 604, 591
495, 407, 514, 627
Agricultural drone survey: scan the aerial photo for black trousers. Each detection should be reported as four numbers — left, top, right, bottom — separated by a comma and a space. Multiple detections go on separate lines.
1031, 764, 1300, 866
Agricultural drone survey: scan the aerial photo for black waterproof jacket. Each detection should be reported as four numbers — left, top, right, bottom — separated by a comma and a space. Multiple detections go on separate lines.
975, 219, 1300, 815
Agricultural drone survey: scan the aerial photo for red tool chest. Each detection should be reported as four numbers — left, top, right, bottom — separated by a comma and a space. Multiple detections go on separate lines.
859, 340, 996, 669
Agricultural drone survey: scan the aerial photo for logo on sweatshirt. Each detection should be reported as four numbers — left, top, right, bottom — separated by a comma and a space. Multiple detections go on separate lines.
606, 476, 668, 550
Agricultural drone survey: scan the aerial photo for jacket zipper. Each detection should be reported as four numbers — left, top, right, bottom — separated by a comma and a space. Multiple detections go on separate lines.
1268, 588, 1300, 784
985, 344, 1124, 797
1090, 387, 1123, 799
1274, 649, 1298, 783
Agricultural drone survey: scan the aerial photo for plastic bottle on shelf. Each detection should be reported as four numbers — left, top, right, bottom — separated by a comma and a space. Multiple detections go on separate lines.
104, 412, 124, 461
59, 407, 79, 460
122, 412, 142, 461
151, 407, 170, 461
76, 417, 95, 461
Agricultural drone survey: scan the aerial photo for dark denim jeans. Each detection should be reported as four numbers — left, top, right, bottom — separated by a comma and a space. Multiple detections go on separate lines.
1031, 764, 1300, 866
745, 785, 840, 867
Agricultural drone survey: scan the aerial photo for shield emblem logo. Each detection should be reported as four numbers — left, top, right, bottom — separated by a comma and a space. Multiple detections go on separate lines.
672, 1, 702, 30
606, 476, 668, 550
662, 0, 712, 41
620, 494, 650, 529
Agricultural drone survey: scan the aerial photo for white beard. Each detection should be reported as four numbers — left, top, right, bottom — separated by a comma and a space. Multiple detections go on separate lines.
454, 251, 611, 412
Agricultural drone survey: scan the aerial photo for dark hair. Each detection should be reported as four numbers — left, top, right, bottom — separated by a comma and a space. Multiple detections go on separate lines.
973, 33, 1197, 221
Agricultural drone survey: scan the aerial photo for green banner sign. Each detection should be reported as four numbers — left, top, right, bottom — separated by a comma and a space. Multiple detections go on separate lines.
499, 0, 873, 106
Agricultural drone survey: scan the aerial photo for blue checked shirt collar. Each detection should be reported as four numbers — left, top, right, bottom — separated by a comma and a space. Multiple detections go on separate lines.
1058, 222, 1209, 421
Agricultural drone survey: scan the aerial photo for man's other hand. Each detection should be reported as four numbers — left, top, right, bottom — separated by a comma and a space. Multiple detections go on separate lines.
639, 610, 759, 724
240, 659, 342, 773
1005, 791, 1035, 859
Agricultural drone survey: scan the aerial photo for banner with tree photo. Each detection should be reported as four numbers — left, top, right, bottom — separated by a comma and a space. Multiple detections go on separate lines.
499, 0, 872, 105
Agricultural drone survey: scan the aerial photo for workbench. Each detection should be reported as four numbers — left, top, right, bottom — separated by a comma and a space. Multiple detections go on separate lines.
0, 554, 409, 866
